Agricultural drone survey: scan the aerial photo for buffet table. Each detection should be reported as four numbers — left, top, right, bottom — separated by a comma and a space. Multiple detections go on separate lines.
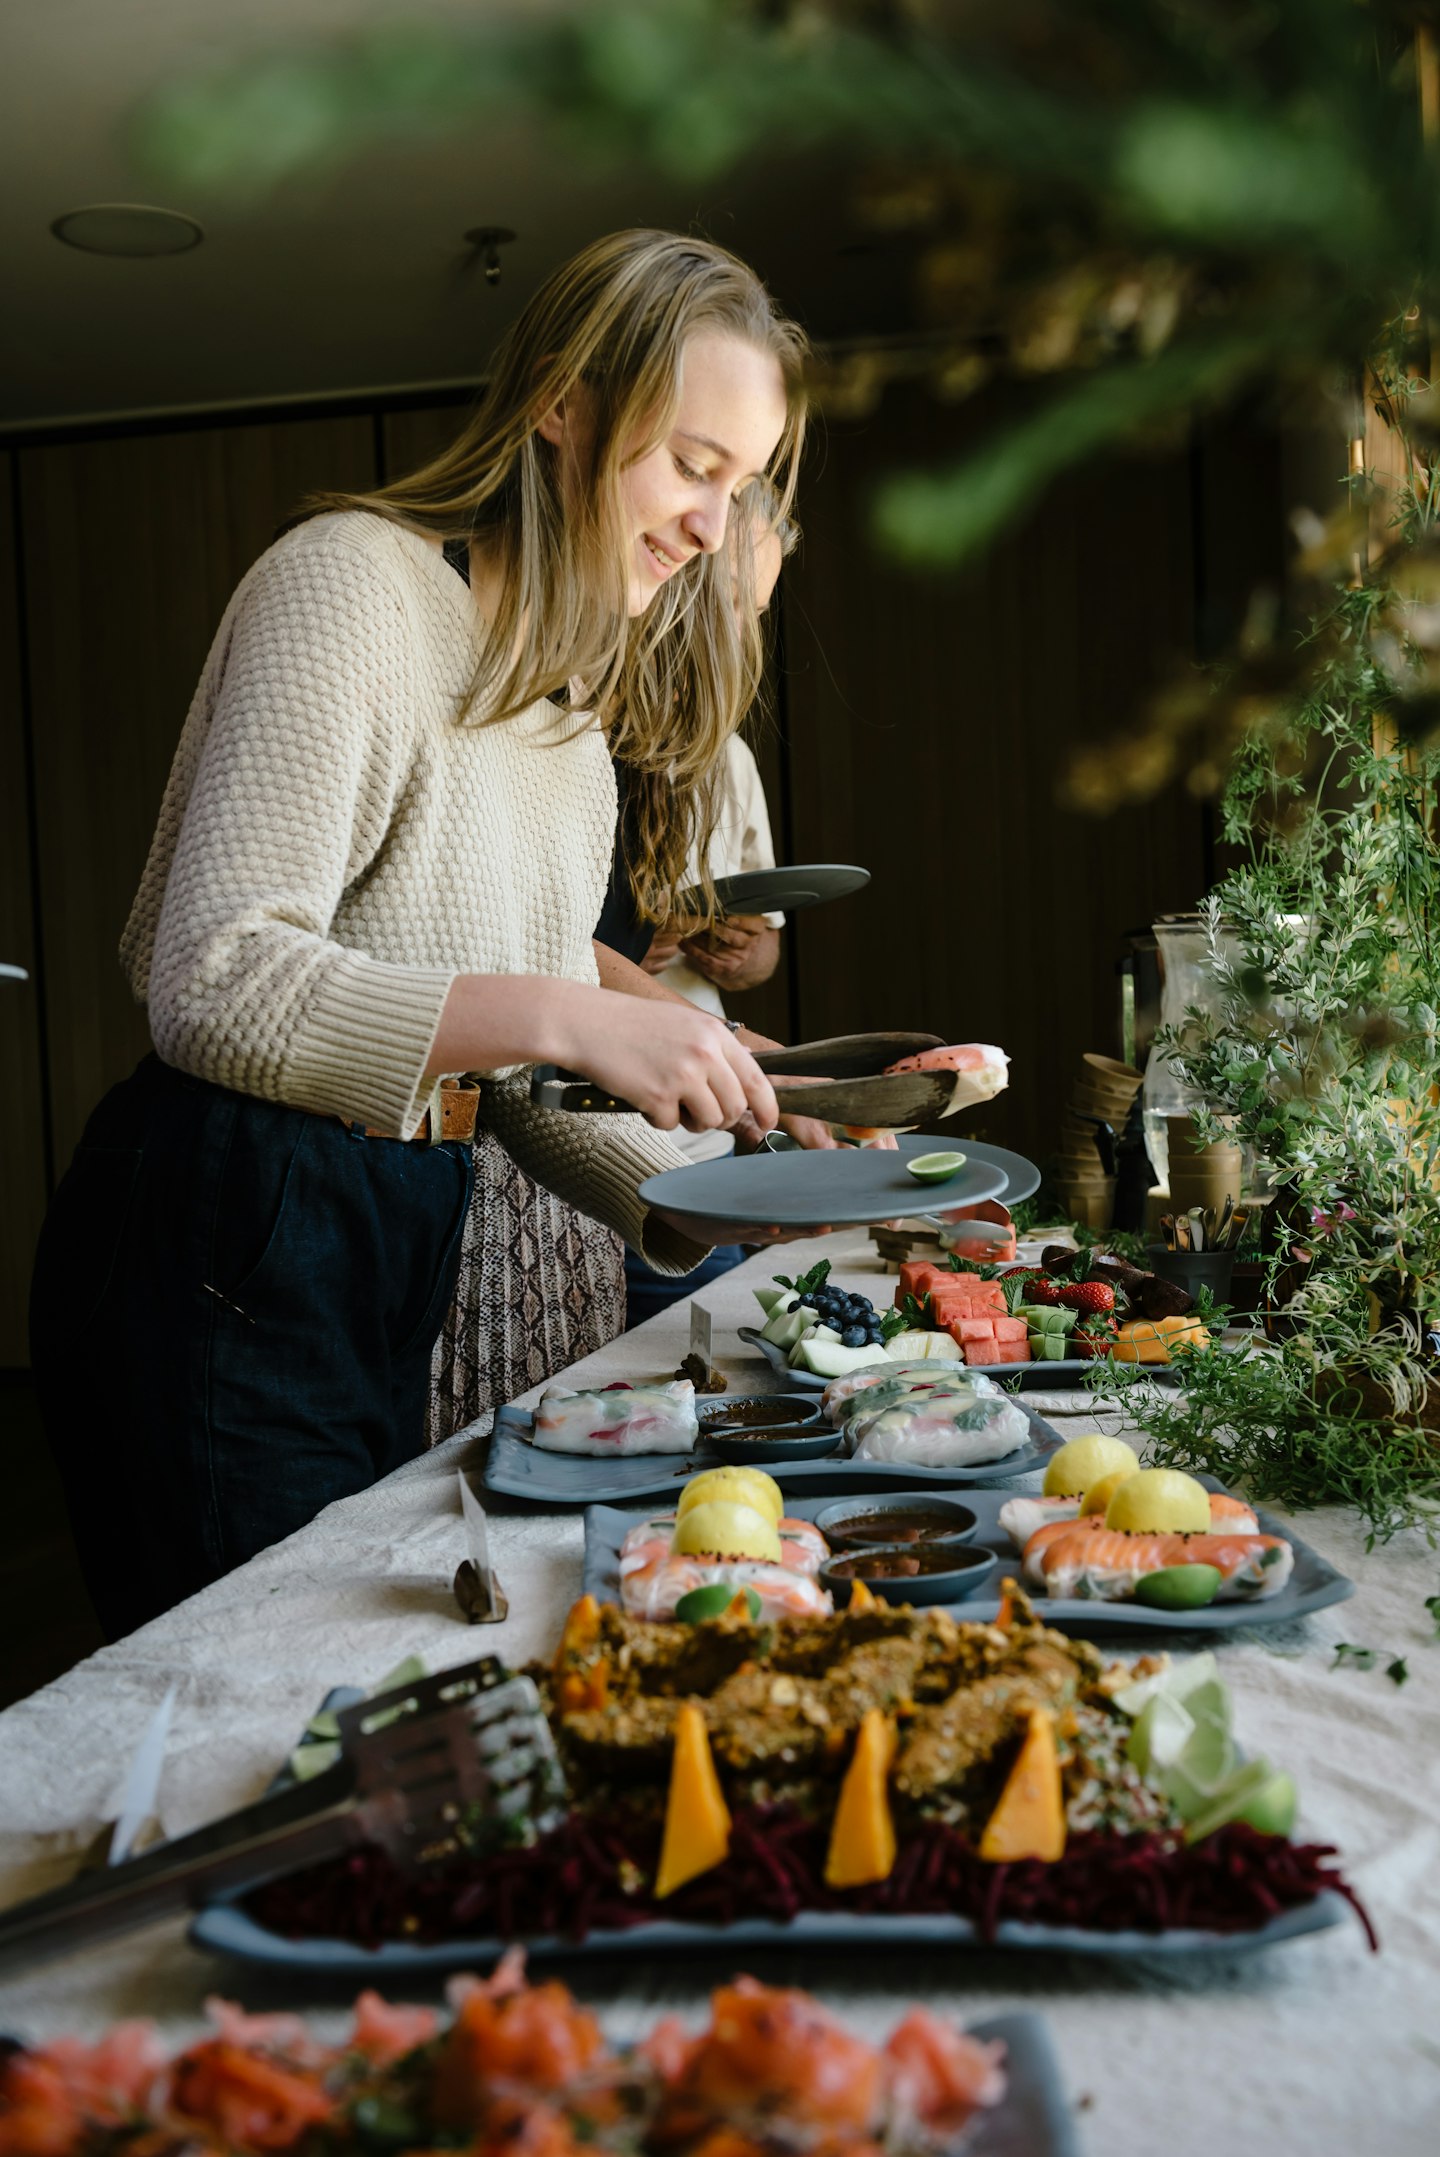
2, 1232, 1438, 2154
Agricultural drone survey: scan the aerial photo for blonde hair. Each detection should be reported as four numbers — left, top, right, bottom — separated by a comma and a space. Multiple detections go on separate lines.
302, 229, 807, 921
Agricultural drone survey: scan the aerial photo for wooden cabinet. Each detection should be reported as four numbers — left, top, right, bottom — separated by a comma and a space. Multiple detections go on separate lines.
0, 455, 49, 1364
17, 417, 377, 1178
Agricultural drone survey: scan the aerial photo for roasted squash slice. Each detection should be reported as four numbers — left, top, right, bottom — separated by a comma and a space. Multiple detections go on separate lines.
655, 1702, 732, 1898
978, 1705, 1065, 1862
824, 1707, 898, 1888
845, 1577, 880, 1615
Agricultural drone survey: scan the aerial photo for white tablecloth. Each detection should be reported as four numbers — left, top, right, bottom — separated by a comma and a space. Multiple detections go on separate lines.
2, 1233, 1438, 2154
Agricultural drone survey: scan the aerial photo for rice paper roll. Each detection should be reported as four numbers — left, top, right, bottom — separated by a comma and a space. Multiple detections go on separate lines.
532, 1379, 698, 1456
848, 1390, 1031, 1469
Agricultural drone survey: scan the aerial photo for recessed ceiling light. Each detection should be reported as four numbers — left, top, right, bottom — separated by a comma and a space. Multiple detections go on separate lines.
51, 204, 204, 258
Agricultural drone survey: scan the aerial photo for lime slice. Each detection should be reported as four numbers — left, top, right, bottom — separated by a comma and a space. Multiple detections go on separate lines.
1132, 1563, 1223, 1611
1112, 1649, 1218, 1719
675, 1582, 762, 1624
1181, 1759, 1284, 1844
1161, 1680, 1236, 1818
905, 1151, 968, 1184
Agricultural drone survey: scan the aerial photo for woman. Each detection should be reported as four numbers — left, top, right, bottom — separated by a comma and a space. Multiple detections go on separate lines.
30, 230, 807, 1637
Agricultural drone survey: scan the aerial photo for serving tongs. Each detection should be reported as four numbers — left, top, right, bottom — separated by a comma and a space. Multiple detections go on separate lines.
532, 1031, 961, 1131
0, 1658, 565, 1978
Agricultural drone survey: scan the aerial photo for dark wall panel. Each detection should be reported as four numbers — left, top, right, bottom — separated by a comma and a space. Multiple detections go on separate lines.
19, 417, 378, 1175
780, 383, 1209, 1153
0, 455, 49, 1364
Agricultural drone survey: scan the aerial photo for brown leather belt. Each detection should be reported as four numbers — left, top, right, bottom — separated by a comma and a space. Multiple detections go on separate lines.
341, 1077, 481, 1145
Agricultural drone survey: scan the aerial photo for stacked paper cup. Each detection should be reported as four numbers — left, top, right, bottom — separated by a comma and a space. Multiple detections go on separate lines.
1055, 1054, 1144, 1227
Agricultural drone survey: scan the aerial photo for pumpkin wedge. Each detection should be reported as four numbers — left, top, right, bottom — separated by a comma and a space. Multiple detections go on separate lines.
655, 1702, 732, 1898
845, 1577, 880, 1615
824, 1707, 898, 1888
979, 1705, 1065, 1862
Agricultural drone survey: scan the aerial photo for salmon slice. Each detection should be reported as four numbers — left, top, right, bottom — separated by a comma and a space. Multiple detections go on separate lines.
1030, 1522, 1293, 1601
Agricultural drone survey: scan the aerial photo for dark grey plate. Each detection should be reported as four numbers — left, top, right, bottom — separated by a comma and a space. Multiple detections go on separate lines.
674, 863, 871, 917
822, 1543, 1000, 1606
482, 1400, 1063, 1505
582, 1483, 1356, 1634
926, 1139, 1043, 1210
190, 1856, 1348, 1973
638, 1134, 1013, 1232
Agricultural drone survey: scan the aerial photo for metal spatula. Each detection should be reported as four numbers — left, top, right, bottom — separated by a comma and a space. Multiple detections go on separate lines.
0, 1658, 565, 1978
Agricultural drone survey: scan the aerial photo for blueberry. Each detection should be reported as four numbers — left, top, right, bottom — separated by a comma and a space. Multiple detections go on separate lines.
841, 1325, 866, 1348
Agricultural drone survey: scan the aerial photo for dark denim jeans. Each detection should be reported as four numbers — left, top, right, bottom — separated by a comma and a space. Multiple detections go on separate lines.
623, 1240, 746, 1329
30, 1056, 473, 1639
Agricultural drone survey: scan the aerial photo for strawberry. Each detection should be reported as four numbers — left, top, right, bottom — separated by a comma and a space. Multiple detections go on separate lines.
1072, 1315, 1118, 1359
1007, 1268, 1065, 1306
1057, 1279, 1116, 1316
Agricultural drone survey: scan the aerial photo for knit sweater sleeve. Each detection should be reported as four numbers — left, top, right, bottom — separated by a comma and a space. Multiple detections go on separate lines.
141, 527, 455, 1136
479, 1079, 712, 1276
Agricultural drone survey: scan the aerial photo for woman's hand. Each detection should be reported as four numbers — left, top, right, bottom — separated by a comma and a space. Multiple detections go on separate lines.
553, 985, 778, 1135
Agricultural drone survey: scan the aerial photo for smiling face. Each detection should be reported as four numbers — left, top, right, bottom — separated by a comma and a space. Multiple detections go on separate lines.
618, 330, 789, 617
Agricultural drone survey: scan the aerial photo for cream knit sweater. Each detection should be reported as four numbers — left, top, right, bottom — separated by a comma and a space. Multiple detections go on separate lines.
121, 510, 705, 1271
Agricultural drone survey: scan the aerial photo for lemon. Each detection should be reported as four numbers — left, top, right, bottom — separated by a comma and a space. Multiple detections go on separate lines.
677, 1465, 783, 1525
671, 1500, 781, 1562
1042, 1433, 1141, 1499
1079, 1468, 1134, 1517
905, 1151, 967, 1184
1104, 1467, 1211, 1536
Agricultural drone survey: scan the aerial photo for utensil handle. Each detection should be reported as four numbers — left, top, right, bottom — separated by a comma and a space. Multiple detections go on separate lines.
530, 1067, 636, 1113
0, 1769, 359, 1978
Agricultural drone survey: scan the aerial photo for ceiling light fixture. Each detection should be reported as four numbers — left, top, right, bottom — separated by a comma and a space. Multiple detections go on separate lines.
463, 226, 516, 284
51, 204, 204, 258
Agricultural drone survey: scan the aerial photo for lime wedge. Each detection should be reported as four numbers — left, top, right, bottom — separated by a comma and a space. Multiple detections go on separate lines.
1113, 1649, 1218, 1719
906, 1151, 967, 1184
1128, 1690, 1195, 1778
1181, 1760, 1288, 1844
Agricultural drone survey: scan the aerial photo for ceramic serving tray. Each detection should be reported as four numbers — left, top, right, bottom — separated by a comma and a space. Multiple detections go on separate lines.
481, 1400, 1065, 1506
637, 1134, 1015, 1232
581, 1484, 1356, 1635
741, 1328, 1183, 1396
191, 1865, 1347, 1974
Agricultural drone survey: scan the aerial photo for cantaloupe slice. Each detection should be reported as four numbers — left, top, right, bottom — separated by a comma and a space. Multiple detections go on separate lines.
654, 1703, 732, 1899
978, 1706, 1065, 1863
824, 1708, 899, 1888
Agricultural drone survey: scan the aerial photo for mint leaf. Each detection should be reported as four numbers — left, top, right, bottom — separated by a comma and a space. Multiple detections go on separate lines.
1387, 1656, 1410, 1686
1331, 1643, 1379, 1670
879, 1307, 907, 1342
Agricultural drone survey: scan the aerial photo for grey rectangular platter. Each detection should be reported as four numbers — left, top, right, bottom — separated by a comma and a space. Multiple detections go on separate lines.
743, 1330, 1181, 1395
482, 1400, 1064, 1506
582, 1481, 1356, 1635
190, 1862, 1347, 1973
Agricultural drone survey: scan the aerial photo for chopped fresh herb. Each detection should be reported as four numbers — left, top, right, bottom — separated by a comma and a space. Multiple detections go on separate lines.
1386, 1656, 1410, 1686
1331, 1643, 1379, 1671
1425, 1592, 1440, 1635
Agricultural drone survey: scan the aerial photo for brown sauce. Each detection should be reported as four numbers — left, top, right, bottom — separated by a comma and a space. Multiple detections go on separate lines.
701, 1400, 815, 1430
825, 1512, 971, 1550
828, 1544, 987, 1581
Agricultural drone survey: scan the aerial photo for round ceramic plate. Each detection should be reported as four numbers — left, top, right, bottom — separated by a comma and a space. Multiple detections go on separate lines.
639, 1133, 1013, 1231
674, 863, 870, 918
928, 1139, 1042, 1210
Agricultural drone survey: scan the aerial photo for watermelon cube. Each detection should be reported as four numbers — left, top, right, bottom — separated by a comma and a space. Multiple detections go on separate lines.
948, 1316, 995, 1343
897, 1260, 952, 1307
962, 1338, 1004, 1365
930, 1278, 1006, 1317
996, 1340, 1032, 1363
992, 1315, 1028, 1343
